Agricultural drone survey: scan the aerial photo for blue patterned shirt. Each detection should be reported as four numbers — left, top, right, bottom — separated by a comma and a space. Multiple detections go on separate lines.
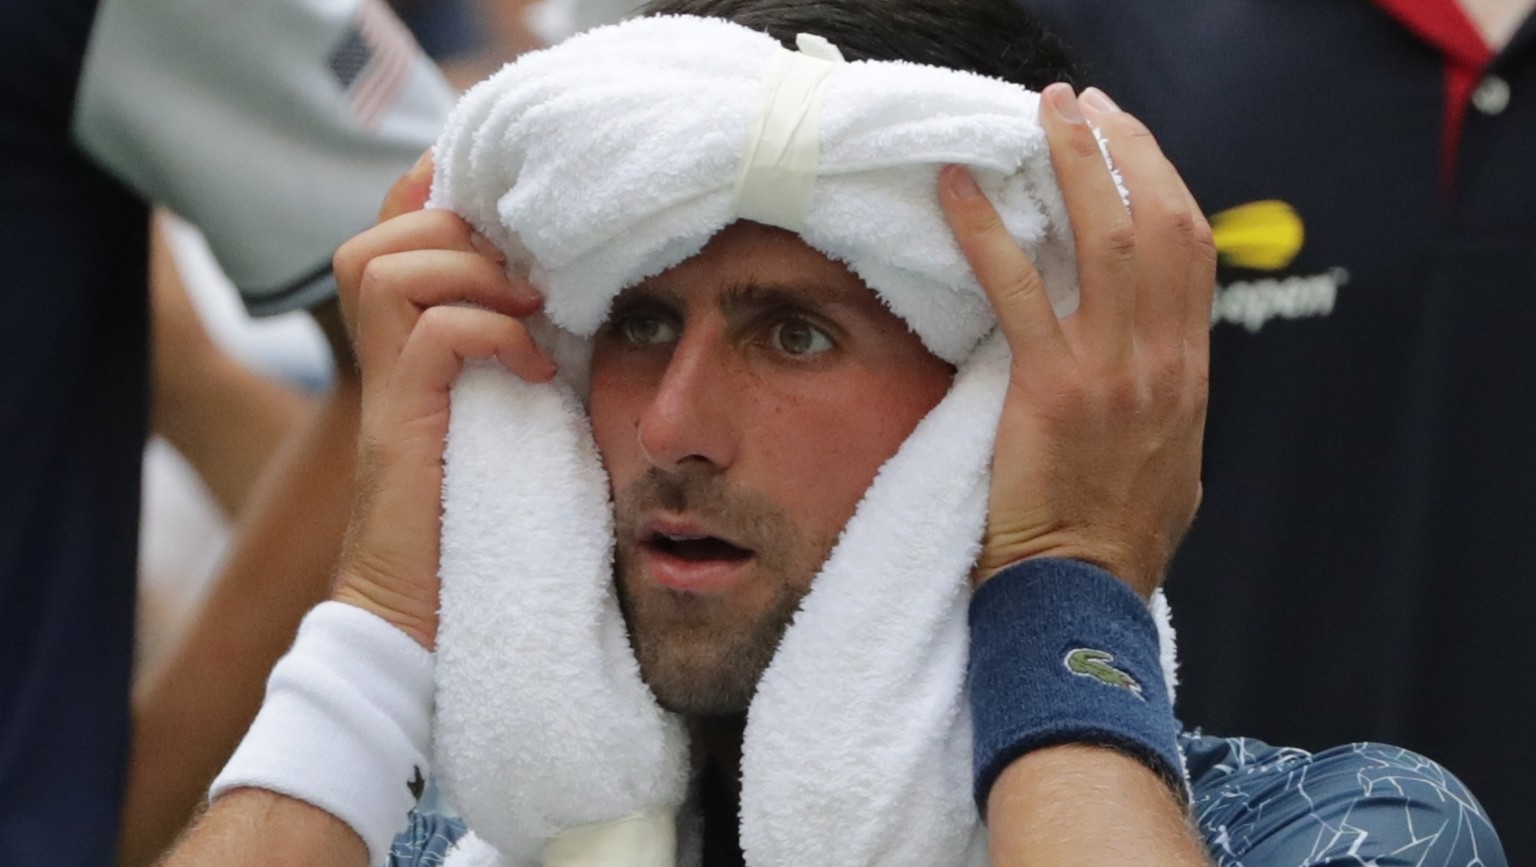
388, 732, 1506, 866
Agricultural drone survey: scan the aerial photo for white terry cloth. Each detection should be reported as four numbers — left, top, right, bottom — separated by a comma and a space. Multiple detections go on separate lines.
429, 15, 1179, 867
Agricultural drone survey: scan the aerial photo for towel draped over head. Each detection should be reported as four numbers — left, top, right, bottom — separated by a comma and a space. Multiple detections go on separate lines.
428, 14, 1176, 867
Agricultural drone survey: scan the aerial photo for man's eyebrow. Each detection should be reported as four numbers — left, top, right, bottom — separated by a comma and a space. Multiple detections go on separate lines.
718, 280, 858, 314
606, 279, 865, 319
610, 281, 685, 311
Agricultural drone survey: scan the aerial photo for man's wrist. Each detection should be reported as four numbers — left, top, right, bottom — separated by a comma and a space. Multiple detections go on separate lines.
332, 580, 439, 652
967, 558, 1185, 812
975, 535, 1156, 599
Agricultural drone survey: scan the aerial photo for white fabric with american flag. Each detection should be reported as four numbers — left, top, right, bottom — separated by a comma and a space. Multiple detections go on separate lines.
329, 0, 422, 130
73, 0, 454, 314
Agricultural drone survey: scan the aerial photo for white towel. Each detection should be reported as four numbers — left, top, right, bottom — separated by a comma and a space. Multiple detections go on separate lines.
429, 15, 1178, 867
429, 15, 1082, 365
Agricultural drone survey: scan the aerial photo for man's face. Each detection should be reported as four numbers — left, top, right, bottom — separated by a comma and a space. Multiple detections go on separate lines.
589, 222, 954, 717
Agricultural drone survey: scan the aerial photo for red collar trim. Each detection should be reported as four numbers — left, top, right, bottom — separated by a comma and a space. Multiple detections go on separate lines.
1370, 0, 1491, 66
1370, 0, 1493, 192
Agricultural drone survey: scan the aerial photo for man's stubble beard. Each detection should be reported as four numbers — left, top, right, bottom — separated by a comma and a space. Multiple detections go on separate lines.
613, 467, 834, 718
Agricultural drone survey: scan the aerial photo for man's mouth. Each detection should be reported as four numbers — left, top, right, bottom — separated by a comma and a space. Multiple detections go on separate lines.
645, 531, 754, 562
638, 521, 755, 593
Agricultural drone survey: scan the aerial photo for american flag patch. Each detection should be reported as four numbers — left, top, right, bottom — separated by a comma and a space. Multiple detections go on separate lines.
328, 0, 419, 129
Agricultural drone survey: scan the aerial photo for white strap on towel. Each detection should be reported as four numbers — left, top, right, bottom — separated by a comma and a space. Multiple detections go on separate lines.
733, 33, 845, 232
542, 809, 677, 867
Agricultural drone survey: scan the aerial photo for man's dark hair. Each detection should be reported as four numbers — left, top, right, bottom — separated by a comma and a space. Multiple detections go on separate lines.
640, 0, 1079, 90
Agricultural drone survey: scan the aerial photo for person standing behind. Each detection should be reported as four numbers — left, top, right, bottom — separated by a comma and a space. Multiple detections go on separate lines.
1020, 0, 1535, 859
0, 0, 453, 863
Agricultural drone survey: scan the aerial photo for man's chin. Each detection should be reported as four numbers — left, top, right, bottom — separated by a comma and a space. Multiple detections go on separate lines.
615, 558, 808, 717
633, 635, 770, 717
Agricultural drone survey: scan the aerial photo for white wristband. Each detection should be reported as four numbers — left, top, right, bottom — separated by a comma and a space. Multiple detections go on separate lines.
211, 601, 434, 866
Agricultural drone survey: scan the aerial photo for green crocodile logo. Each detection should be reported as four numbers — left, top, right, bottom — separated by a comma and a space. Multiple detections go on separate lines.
1064, 648, 1145, 700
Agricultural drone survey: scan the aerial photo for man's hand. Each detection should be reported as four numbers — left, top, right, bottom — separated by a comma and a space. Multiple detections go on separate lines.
329, 152, 554, 649
940, 84, 1215, 599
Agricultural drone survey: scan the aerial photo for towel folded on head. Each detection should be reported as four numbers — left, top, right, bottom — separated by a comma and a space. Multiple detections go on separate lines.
429, 15, 1083, 365
428, 14, 1177, 867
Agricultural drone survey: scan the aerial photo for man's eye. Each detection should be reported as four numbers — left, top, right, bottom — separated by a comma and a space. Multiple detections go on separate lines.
617, 313, 679, 345
770, 319, 834, 356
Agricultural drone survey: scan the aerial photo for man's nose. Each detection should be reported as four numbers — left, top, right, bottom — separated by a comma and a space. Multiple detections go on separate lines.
636, 324, 741, 471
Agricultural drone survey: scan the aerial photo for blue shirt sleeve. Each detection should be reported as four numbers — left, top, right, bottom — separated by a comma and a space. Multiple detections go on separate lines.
1182, 733, 1507, 866
387, 804, 469, 867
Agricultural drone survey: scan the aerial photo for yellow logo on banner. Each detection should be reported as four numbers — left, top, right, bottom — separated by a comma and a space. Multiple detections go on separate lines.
1211, 200, 1304, 271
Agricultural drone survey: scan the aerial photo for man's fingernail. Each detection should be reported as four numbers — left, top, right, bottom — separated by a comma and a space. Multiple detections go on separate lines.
411, 149, 433, 174
1080, 87, 1119, 113
469, 232, 507, 264
945, 165, 983, 201
1046, 83, 1084, 123
512, 281, 545, 308
529, 349, 558, 380
503, 271, 545, 308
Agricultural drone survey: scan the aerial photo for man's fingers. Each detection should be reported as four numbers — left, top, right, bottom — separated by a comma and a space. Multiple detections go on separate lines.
1079, 88, 1210, 349
1180, 181, 1217, 359
378, 149, 435, 223
336, 208, 479, 294
392, 306, 557, 409
353, 249, 543, 383
334, 209, 523, 322
1039, 83, 1137, 356
939, 164, 1069, 365
335, 207, 541, 378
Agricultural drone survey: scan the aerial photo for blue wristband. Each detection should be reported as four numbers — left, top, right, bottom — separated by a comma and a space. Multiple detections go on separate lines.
968, 559, 1183, 814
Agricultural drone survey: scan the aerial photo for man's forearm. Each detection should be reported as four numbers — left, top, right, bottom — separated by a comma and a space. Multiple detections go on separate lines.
151, 350, 315, 520
148, 217, 315, 518
120, 306, 360, 867
158, 789, 368, 867
987, 744, 1210, 867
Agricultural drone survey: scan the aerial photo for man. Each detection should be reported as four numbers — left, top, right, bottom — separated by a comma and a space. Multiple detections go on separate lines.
163, 0, 1503, 864
0, 0, 451, 862
1017, 1, 1536, 857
